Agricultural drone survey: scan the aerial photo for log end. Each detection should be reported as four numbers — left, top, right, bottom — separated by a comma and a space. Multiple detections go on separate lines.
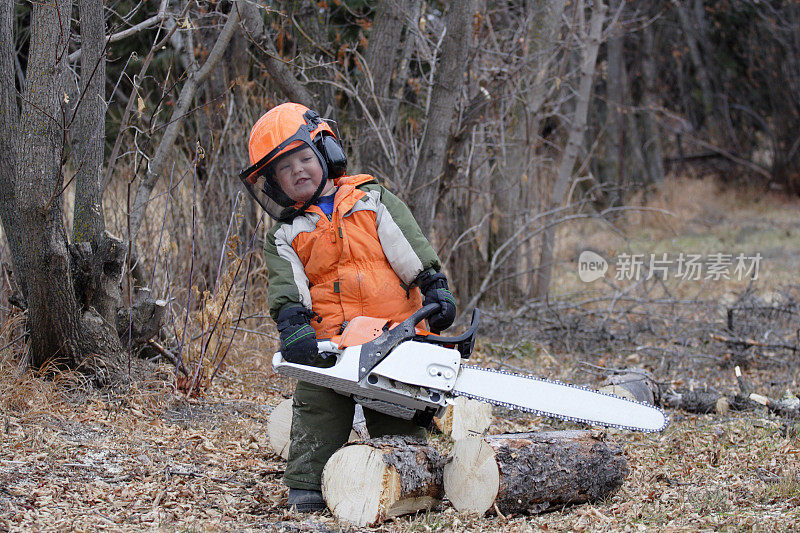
443, 437, 500, 515
323, 438, 444, 527
322, 445, 387, 526
267, 399, 293, 460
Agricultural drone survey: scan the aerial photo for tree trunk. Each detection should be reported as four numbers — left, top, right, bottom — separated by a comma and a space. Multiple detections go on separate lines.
14, 0, 87, 369
0, 0, 150, 382
356, 0, 418, 182
385, 1, 422, 142
407, 0, 475, 236
672, 0, 714, 122
0, 1, 27, 301
640, 25, 665, 184
322, 436, 445, 527
605, 1, 625, 207
443, 431, 628, 516
72, 0, 106, 248
493, 0, 566, 300
535, 0, 606, 300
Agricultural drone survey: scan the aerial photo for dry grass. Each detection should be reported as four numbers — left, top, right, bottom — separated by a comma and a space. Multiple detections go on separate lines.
2, 177, 800, 531
552, 175, 800, 297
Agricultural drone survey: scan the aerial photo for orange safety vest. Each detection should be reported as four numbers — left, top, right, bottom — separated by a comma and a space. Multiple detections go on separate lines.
266, 175, 437, 338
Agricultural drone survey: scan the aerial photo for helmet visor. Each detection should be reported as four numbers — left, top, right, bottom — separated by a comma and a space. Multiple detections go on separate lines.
239, 127, 330, 221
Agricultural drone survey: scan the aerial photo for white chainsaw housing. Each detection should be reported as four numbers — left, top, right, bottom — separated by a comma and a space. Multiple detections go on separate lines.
272, 339, 461, 419
271, 306, 668, 432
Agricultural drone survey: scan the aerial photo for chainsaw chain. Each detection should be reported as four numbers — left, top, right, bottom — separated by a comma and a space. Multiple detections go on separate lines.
452, 364, 669, 433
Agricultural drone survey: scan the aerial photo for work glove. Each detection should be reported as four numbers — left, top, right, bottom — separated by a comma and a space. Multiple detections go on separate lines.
276, 305, 319, 365
416, 270, 457, 332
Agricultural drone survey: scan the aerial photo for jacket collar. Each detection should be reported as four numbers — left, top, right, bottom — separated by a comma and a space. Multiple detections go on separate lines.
301, 174, 376, 219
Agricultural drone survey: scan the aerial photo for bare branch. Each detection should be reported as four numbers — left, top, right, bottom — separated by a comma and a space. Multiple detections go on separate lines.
129, 0, 242, 238
68, 9, 169, 63
238, 2, 316, 109
102, 0, 181, 191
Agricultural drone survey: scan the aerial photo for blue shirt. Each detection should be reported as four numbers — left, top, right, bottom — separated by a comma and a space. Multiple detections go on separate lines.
315, 190, 336, 217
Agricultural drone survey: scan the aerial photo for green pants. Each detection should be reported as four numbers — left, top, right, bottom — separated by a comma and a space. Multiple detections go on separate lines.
284, 380, 427, 490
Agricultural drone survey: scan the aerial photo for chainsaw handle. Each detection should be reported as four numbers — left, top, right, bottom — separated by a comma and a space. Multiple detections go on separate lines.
316, 340, 341, 353
407, 302, 442, 328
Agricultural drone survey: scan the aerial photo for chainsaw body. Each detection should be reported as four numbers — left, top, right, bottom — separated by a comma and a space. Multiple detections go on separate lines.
272, 304, 669, 432
272, 304, 478, 420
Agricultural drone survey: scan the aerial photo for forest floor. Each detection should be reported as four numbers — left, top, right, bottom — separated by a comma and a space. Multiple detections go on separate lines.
1, 176, 800, 532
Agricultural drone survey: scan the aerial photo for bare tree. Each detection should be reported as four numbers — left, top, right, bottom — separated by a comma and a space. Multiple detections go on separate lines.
639, 22, 665, 185
0, 0, 245, 381
535, 0, 607, 300
0, 0, 125, 378
129, 0, 242, 238
407, 0, 476, 236
355, 0, 421, 182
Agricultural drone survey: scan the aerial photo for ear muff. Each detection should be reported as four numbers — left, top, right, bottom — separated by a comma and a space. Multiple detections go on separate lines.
315, 133, 347, 178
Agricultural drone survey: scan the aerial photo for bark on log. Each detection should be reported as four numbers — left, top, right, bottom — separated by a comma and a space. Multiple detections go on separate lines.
321, 436, 444, 527
444, 431, 628, 516
663, 367, 799, 418
433, 397, 493, 440
661, 387, 733, 414
267, 400, 368, 460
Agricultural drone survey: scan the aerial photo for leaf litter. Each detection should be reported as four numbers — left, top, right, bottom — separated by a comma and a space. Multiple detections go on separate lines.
3, 184, 800, 531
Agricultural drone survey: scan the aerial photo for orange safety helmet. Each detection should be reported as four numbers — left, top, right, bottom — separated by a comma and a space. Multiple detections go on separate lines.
239, 103, 347, 221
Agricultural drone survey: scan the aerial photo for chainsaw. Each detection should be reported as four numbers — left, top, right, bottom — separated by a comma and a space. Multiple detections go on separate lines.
272, 303, 668, 432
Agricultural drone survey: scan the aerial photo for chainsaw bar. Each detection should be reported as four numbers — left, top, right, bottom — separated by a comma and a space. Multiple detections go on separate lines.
452, 365, 668, 432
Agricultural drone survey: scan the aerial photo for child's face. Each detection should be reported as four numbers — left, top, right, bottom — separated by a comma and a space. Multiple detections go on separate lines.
273, 146, 333, 203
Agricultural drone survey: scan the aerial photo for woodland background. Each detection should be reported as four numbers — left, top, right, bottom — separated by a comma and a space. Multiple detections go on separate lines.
0, 1, 799, 530
1, 0, 799, 378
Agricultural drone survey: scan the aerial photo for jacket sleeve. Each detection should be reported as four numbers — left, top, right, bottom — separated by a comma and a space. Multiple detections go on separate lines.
264, 224, 313, 320
364, 183, 442, 285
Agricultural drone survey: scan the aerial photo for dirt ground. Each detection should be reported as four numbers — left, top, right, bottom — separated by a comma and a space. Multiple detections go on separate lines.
2, 177, 799, 532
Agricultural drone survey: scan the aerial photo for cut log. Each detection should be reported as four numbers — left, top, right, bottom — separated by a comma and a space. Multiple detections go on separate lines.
267, 399, 294, 460
444, 430, 628, 516
117, 286, 167, 346
321, 436, 444, 527
433, 397, 493, 440
267, 400, 368, 460
598, 368, 659, 405
661, 387, 734, 414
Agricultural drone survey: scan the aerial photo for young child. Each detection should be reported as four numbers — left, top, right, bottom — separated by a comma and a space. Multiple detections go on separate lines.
239, 103, 456, 512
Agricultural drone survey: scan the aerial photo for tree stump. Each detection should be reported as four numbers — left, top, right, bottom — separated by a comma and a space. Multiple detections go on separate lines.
444, 430, 628, 516
267, 400, 368, 460
321, 436, 445, 527
433, 397, 493, 440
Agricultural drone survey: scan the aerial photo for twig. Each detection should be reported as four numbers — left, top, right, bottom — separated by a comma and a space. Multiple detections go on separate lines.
147, 339, 188, 376
710, 333, 797, 352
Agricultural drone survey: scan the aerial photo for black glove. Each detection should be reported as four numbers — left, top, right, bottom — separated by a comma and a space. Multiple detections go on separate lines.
416, 270, 456, 332
276, 305, 318, 365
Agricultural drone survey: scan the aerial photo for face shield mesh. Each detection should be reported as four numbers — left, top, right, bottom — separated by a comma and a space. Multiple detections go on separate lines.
239, 127, 330, 221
